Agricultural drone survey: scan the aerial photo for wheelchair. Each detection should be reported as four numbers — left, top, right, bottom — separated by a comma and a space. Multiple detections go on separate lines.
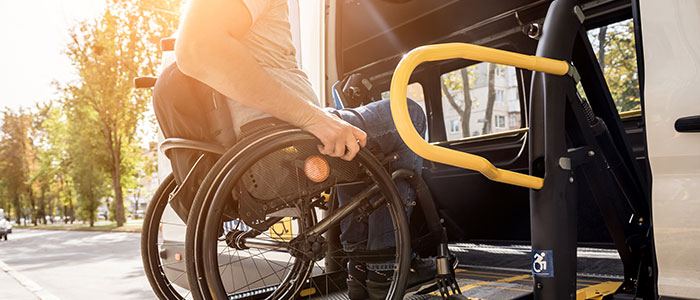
141, 123, 462, 300
141, 122, 460, 300
137, 38, 459, 300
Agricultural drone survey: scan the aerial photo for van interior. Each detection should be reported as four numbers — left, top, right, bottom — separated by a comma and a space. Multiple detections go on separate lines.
328, 0, 651, 299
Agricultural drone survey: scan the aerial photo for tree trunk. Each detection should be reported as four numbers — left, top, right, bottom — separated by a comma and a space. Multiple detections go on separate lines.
111, 151, 126, 227
440, 78, 465, 136
67, 182, 75, 223
459, 69, 473, 137
482, 63, 497, 135
105, 126, 126, 227
39, 186, 46, 225
29, 188, 37, 226
133, 188, 139, 219
598, 26, 607, 72
13, 194, 21, 224
89, 205, 95, 227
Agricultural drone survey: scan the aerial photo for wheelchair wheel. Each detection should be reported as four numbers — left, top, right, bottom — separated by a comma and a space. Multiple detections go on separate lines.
185, 124, 298, 300
141, 174, 192, 299
190, 129, 411, 300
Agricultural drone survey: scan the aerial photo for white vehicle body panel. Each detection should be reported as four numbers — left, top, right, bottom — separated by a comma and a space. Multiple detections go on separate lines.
641, 1, 700, 298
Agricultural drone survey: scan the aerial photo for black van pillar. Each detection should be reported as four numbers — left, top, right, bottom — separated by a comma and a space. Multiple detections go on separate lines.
528, 0, 583, 299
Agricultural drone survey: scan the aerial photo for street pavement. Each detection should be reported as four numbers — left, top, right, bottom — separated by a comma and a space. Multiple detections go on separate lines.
0, 229, 157, 300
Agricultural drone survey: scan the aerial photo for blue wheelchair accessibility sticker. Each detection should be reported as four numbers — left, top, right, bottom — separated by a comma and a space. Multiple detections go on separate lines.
532, 250, 554, 277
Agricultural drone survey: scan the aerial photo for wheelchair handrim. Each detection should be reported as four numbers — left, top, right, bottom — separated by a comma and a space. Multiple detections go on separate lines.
202, 132, 411, 300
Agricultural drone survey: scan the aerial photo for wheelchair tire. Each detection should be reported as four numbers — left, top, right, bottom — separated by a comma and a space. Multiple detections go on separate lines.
141, 174, 190, 299
185, 124, 298, 300
192, 129, 412, 300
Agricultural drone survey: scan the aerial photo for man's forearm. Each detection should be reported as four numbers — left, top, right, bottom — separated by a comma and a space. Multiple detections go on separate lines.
174, 0, 366, 160
175, 32, 323, 127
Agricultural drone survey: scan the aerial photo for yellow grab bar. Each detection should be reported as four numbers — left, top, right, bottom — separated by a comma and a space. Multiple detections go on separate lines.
390, 43, 571, 190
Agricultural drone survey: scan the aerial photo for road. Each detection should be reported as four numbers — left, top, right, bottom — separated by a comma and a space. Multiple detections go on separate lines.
0, 229, 157, 300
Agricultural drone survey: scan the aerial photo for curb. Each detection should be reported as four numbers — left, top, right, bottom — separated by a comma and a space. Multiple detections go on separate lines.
0, 259, 61, 300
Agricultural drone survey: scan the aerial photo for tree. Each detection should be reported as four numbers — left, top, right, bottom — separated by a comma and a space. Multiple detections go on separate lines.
441, 68, 474, 137
481, 63, 497, 135
32, 101, 76, 223
64, 0, 181, 226
0, 109, 34, 224
28, 103, 56, 225
589, 20, 639, 112
63, 94, 111, 227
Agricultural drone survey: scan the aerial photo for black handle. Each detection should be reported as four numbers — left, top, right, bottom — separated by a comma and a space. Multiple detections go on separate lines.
675, 115, 700, 133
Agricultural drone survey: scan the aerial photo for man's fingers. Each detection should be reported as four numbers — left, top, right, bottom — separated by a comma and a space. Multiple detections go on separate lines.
332, 137, 345, 157
353, 127, 368, 147
318, 136, 334, 156
342, 135, 360, 161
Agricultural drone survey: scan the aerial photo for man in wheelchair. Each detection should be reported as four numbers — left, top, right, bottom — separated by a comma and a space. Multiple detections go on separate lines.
152, 0, 442, 299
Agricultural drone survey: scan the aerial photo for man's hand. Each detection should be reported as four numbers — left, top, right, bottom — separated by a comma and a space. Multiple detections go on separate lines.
300, 111, 367, 161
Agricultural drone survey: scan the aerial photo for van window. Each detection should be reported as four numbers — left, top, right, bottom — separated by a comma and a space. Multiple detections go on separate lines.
440, 63, 522, 141
586, 19, 640, 114
382, 82, 428, 140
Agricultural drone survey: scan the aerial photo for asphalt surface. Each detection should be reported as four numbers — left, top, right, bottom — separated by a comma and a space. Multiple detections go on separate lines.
0, 229, 156, 300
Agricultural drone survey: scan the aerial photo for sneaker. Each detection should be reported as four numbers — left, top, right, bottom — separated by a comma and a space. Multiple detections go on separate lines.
407, 256, 437, 286
347, 277, 369, 300
367, 280, 391, 300
357, 255, 460, 299
347, 259, 369, 299
407, 254, 459, 291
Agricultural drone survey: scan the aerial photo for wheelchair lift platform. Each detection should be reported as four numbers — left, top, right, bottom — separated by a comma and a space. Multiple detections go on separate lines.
411, 268, 619, 300
303, 242, 621, 300
306, 267, 619, 300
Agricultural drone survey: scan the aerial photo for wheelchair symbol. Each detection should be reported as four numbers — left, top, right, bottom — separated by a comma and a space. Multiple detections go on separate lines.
533, 252, 547, 273
532, 250, 553, 277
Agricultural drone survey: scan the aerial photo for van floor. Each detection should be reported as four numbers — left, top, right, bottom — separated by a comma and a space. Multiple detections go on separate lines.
311, 243, 623, 300
442, 243, 623, 299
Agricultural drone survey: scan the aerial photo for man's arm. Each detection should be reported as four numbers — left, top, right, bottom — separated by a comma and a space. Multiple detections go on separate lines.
175, 0, 366, 160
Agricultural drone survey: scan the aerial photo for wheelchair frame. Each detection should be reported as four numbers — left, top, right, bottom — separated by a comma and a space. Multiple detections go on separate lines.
144, 122, 446, 300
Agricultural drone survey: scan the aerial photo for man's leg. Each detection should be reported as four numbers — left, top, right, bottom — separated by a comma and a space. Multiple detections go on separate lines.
333, 99, 427, 298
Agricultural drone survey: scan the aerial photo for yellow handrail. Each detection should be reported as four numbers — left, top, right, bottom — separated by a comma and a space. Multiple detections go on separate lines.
390, 43, 571, 190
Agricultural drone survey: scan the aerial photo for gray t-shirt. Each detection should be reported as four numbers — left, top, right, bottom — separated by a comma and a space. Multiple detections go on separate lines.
227, 0, 319, 135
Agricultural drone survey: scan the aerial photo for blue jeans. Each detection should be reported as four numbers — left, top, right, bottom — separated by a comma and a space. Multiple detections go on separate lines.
328, 98, 426, 271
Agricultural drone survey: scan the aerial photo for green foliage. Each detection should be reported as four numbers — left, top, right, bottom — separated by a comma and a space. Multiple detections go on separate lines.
63, 92, 111, 227
0, 109, 34, 223
63, 0, 181, 226
588, 20, 640, 112
0, 0, 182, 226
32, 102, 75, 220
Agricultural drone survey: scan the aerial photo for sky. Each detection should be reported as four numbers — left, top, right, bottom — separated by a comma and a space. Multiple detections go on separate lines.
0, 0, 106, 111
